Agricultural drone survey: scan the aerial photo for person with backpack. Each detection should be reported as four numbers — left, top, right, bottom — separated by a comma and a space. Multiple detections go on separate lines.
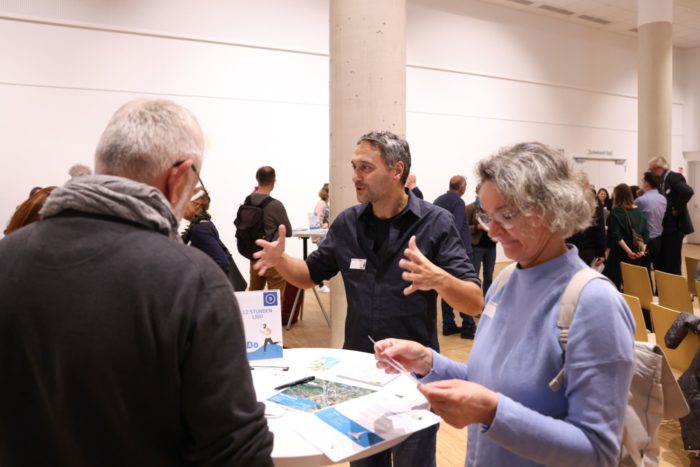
373, 142, 635, 466
236, 166, 291, 295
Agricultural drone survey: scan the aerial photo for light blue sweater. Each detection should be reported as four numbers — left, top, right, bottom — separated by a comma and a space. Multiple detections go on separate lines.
424, 247, 635, 466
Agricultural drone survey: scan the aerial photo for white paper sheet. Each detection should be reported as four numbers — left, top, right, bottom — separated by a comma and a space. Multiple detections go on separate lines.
282, 383, 441, 462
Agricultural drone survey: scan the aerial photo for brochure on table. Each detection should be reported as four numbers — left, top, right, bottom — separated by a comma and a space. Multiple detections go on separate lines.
276, 375, 441, 462
234, 290, 283, 360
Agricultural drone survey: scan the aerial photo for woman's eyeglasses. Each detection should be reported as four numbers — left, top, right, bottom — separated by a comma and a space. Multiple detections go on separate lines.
476, 210, 519, 230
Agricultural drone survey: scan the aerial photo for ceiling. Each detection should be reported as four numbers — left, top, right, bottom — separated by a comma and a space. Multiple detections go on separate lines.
475, 0, 700, 49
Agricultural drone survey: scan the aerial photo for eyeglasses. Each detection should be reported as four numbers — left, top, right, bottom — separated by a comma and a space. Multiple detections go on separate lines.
476, 209, 520, 230
174, 160, 209, 198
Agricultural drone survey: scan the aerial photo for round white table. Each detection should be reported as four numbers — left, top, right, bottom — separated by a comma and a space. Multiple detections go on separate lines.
252, 347, 416, 467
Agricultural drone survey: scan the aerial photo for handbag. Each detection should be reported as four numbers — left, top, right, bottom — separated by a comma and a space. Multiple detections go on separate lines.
217, 234, 248, 291
624, 209, 645, 253
225, 251, 248, 292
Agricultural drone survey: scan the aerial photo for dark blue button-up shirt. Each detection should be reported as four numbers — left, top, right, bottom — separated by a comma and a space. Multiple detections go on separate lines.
433, 190, 472, 255
306, 190, 480, 353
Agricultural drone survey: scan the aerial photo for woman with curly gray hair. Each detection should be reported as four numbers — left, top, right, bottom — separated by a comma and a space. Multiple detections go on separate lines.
373, 142, 635, 466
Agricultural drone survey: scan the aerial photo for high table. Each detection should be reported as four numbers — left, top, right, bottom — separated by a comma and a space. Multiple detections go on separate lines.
288, 229, 330, 329
252, 347, 417, 466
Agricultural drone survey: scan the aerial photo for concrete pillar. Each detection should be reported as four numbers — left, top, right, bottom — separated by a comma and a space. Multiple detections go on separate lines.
637, 0, 673, 182
328, 0, 406, 348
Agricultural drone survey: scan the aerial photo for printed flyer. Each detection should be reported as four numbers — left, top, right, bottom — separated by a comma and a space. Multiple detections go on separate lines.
234, 290, 283, 360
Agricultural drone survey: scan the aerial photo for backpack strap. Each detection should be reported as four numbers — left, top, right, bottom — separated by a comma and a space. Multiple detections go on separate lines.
548, 268, 610, 391
244, 194, 274, 209
259, 196, 274, 210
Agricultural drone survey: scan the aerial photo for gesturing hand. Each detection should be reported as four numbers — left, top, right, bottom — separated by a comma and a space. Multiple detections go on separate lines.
252, 224, 286, 275
399, 235, 445, 296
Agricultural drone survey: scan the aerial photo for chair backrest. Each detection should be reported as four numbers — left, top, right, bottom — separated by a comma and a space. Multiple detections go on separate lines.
655, 270, 694, 314
621, 293, 649, 342
621, 262, 654, 310
688, 256, 700, 297
649, 303, 700, 373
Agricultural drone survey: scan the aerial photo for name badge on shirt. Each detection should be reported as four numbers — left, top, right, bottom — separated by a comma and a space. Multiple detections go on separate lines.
483, 301, 497, 319
350, 258, 367, 270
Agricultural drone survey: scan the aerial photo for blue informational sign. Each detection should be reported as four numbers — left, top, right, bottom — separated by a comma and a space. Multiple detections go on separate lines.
234, 290, 283, 360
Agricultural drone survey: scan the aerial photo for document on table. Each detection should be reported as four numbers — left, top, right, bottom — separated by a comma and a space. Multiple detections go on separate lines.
282, 382, 440, 462
335, 361, 399, 387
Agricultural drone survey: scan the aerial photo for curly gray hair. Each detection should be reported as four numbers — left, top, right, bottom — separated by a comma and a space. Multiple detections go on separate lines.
476, 142, 594, 238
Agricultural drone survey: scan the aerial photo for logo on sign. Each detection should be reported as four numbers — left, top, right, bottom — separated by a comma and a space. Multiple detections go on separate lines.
263, 291, 278, 306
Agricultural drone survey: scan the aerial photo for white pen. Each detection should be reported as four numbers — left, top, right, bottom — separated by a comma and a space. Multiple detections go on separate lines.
368, 336, 420, 385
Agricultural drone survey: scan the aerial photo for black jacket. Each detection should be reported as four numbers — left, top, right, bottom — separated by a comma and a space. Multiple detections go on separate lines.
661, 170, 694, 235
0, 211, 273, 466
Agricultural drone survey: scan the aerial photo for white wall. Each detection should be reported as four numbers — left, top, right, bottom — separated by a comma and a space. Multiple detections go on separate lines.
682, 46, 700, 153
0, 1, 331, 267
406, 0, 685, 203
0, 0, 695, 273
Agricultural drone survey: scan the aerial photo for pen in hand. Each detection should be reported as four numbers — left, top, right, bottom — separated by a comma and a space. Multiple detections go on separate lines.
368, 335, 420, 384
274, 376, 315, 391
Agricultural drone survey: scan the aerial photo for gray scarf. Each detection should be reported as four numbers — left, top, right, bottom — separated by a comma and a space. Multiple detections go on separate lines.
40, 175, 180, 239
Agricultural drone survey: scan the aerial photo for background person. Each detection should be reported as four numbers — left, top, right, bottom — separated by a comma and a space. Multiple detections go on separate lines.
314, 182, 330, 229
312, 182, 330, 292
405, 171, 424, 199
4, 186, 56, 235
603, 183, 649, 290
466, 182, 497, 295
67, 163, 92, 178
636, 172, 666, 274
182, 190, 231, 274
597, 187, 612, 211
246, 166, 292, 295
648, 156, 695, 275
566, 183, 606, 268
377, 141, 634, 467
434, 175, 476, 338
0, 99, 273, 466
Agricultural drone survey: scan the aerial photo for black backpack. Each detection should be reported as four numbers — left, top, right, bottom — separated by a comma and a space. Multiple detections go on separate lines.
234, 195, 274, 259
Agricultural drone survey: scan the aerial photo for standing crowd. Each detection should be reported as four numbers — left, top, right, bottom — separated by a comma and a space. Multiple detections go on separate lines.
0, 98, 686, 466
572, 159, 694, 292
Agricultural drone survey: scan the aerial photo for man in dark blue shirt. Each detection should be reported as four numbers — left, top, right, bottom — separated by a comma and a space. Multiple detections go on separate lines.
433, 175, 476, 339
253, 130, 482, 467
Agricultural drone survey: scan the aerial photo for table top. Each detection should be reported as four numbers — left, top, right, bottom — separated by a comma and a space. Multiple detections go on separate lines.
252, 347, 415, 467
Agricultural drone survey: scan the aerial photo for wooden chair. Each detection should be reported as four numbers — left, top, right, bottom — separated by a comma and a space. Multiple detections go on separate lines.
621, 293, 650, 342
655, 270, 694, 314
685, 256, 700, 299
621, 262, 657, 312
650, 303, 700, 373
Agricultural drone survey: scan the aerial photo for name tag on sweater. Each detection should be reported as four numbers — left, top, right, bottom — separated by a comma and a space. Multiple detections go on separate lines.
483, 301, 497, 319
350, 258, 367, 270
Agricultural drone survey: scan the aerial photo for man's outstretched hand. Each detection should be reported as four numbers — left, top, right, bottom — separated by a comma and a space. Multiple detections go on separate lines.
253, 225, 286, 275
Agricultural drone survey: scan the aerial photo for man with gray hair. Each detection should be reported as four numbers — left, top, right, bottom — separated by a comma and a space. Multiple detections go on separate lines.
0, 99, 273, 466
648, 156, 694, 274
254, 130, 483, 467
